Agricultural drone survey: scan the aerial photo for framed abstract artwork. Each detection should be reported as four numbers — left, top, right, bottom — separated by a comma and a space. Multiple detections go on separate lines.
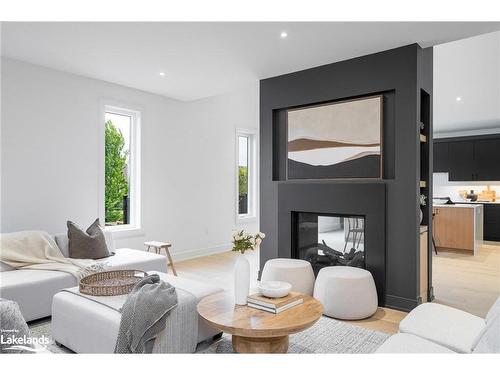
287, 95, 383, 179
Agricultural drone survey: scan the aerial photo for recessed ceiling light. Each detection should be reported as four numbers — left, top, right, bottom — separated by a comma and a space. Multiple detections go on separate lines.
159, 72, 165, 77
456, 96, 462, 102
280, 31, 288, 38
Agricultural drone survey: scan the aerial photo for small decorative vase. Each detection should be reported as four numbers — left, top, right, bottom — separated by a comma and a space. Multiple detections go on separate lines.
234, 252, 250, 305
466, 190, 478, 202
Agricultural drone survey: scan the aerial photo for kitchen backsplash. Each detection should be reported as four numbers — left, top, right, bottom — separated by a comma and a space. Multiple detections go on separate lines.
433, 173, 500, 201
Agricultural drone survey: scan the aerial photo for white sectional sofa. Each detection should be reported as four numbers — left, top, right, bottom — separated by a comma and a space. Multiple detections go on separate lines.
0, 232, 168, 322
377, 298, 500, 353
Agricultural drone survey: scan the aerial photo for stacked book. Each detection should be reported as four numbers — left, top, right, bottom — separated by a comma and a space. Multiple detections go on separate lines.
247, 292, 304, 314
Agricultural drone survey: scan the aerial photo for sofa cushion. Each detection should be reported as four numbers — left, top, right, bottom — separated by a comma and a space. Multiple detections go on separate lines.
103, 231, 116, 253
1, 261, 15, 272
97, 248, 167, 273
485, 297, 500, 323
0, 269, 75, 322
376, 333, 454, 353
55, 230, 115, 258
473, 315, 500, 353
67, 219, 110, 259
150, 271, 223, 299
472, 298, 500, 353
399, 303, 486, 353
54, 235, 70, 257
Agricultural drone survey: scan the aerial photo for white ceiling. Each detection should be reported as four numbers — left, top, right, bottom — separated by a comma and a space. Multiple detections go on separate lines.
434, 31, 500, 134
2, 22, 500, 102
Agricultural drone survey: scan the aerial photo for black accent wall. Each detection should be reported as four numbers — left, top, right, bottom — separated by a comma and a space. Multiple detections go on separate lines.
260, 44, 433, 312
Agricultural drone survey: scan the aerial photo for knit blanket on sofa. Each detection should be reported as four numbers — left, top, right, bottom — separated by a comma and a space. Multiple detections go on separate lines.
0, 230, 105, 280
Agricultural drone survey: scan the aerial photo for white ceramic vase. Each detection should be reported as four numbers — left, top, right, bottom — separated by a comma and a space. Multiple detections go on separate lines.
234, 252, 250, 305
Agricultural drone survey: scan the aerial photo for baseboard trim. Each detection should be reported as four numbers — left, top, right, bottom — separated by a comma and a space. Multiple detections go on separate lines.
385, 294, 420, 312
428, 286, 435, 302
171, 243, 231, 262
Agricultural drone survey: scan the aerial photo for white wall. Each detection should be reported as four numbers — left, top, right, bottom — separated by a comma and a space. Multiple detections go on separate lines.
151, 83, 260, 258
1, 58, 259, 260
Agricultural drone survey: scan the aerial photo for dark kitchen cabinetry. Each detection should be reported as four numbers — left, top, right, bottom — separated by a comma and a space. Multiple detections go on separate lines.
474, 139, 500, 181
433, 142, 449, 173
433, 135, 500, 181
448, 141, 474, 181
484, 204, 500, 241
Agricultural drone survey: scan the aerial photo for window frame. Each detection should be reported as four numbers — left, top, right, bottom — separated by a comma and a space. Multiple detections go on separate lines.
100, 104, 142, 236
235, 128, 257, 223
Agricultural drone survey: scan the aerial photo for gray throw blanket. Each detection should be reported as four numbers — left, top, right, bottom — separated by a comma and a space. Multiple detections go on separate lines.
114, 274, 178, 354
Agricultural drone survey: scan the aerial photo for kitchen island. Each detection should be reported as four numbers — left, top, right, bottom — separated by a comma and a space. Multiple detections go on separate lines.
453, 201, 500, 241
433, 204, 483, 255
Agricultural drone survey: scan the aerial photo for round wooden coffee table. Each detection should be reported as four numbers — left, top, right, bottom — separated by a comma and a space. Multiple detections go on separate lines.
197, 292, 323, 353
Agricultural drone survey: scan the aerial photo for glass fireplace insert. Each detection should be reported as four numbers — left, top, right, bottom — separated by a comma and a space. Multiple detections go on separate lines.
292, 212, 365, 276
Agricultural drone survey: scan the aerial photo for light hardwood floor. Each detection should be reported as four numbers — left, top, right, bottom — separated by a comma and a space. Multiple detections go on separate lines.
174, 250, 406, 334
433, 241, 500, 317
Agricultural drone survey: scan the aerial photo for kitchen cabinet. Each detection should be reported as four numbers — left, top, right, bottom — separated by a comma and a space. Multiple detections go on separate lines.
448, 141, 474, 181
453, 202, 500, 242
483, 204, 500, 241
474, 139, 500, 181
433, 205, 477, 252
433, 142, 449, 173
434, 135, 500, 181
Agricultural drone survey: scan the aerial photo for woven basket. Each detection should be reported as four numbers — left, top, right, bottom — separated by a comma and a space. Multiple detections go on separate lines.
79, 270, 147, 296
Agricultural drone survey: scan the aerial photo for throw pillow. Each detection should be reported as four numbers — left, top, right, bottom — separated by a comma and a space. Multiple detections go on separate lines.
0, 299, 34, 354
67, 218, 110, 259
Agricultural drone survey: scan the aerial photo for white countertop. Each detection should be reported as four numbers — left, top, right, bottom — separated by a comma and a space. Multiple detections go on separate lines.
434, 203, 482, 209
453, 200, 500, 205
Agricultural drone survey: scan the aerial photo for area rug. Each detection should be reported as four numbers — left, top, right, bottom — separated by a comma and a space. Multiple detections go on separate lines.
199, 316, 389, 354
29, 318, 70, 354
30, 316, 389, 354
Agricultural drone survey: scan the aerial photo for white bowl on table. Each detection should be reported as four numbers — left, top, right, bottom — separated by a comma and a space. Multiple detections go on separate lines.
258, 281, 292, 298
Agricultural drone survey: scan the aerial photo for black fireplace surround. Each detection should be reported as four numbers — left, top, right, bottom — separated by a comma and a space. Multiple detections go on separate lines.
278, 182, 386, 304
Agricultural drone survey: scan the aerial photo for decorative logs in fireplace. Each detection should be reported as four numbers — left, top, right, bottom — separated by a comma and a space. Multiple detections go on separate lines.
303, 240, 365, 274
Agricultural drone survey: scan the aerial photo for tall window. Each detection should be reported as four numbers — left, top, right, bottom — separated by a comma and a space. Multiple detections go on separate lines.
104, 106, 140, 229
237, 130, 256, 220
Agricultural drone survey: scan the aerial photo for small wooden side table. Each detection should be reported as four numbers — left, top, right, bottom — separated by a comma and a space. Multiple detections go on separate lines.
144, 241, 177, 276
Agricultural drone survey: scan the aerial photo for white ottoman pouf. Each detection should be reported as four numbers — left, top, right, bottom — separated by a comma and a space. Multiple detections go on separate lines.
313, 266, 378, 320
261, 258, 315, 295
